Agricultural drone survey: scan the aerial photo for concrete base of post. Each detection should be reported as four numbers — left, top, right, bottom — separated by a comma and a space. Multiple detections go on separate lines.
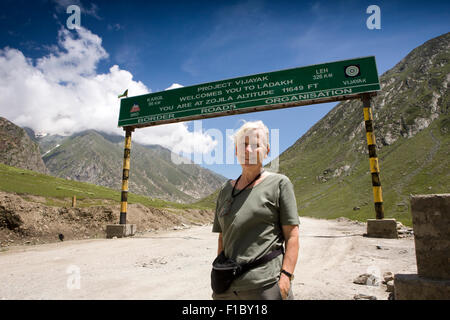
394, 274, 450, 300
365, 218, 398, 239
393, 194, 450, 300
106, 224, 136, 239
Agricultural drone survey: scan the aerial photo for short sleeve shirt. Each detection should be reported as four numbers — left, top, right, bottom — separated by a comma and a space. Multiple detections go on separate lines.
212, 172, 299, 291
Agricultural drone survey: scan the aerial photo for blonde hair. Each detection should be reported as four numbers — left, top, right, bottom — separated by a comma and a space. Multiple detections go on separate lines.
233, 120, 269, 148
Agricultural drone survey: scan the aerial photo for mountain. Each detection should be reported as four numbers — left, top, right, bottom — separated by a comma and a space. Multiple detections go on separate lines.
35, 132, 67, 156
42, 130, 227, 203
0, 117, 48, 174
265, 32, 449, 225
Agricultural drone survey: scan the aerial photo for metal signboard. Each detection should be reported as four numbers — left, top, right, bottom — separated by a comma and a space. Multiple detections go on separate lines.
118, 56, 380, 128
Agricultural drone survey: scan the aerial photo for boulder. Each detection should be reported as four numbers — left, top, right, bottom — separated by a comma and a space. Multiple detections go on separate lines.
353, 273, 380, 286
383, 271, 394, 283
386, 280, 395, 292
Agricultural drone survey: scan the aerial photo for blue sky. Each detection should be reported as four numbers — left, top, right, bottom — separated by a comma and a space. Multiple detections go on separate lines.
0, 0, 449, 179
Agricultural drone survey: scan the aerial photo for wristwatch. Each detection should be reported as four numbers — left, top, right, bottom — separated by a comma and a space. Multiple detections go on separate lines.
280, 269, 294, 281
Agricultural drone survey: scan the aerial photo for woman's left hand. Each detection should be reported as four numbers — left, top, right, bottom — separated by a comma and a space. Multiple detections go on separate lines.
278, 275, 290, 299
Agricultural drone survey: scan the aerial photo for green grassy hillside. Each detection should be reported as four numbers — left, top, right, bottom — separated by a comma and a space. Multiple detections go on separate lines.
280, 116, 449, 226
0, 163, 208, 210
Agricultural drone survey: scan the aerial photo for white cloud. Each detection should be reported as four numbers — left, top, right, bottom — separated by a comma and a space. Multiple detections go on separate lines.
0, 27, 215, 154
165, 83, 184, 90
133, 121, 217, 155
36, 28, 108, 82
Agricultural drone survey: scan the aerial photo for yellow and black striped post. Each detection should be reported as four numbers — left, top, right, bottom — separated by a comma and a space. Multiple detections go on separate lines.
120, 127, 134, 224
362, 94, 384, 219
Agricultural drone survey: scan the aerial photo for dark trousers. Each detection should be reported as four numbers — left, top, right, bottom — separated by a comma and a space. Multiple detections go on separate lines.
212, 281, 294, 300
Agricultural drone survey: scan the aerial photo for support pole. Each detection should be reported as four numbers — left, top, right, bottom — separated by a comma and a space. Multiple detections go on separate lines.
120, 127, 134, 224
362, 94, 384, 219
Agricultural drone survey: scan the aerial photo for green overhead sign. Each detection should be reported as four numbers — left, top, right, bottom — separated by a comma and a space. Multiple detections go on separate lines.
118, 56, 380, 127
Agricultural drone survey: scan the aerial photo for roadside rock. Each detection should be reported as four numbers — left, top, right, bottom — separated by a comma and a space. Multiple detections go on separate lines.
396, 221, 414, 238
0, 207, 24, 230
353, 273, 380, 286
386, 280, 395, 293
383, 271, 394, 284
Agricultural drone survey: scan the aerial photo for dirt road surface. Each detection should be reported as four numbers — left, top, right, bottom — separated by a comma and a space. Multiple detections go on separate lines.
0, 217, 416, 300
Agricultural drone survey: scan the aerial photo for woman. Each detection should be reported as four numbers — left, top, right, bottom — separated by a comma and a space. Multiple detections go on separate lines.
212, 120, 300, 300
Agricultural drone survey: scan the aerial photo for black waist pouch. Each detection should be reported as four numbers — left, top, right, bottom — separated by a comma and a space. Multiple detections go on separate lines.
211, 251, 242, 294
211, 247, 284, 294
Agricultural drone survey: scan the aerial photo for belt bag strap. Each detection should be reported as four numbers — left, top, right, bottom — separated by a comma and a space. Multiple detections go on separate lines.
238, 246, 284, 276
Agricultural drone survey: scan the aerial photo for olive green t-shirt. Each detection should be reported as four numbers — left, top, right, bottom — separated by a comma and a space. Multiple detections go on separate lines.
212, 172, 300, 291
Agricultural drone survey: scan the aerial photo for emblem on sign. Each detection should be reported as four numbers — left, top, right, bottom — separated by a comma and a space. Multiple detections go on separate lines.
130, 104, 140, 113
344, 65, 360, 77
130, 104, 140, 117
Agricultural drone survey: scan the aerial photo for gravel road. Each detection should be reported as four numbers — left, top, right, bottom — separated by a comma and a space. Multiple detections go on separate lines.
0, 217, 416, 300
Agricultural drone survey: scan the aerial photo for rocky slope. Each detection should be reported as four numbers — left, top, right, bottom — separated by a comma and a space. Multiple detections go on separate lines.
0, 117, 48, 174
0, 191, 214, 247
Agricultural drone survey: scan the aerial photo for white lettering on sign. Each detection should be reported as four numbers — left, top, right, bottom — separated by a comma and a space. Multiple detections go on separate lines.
159, 105, 173, 112
201, 104, 236, 114
257, 80, 294, 89
313, 73, 333, 80
342, 78, 367, 85
282, 86, 305, 93
148, 96, 163, 102
138, 113, 175, 123
264, 88, 353, 104
176, 102, 192, 109
197, 82, 232, 92
205, 97, 234, 105
225, 88, 241, 94
147, 95, 164, 107
235, 76, 269, 85
237, 90, 274, 100
177, 103, 192, 109
180, 91, 223, 102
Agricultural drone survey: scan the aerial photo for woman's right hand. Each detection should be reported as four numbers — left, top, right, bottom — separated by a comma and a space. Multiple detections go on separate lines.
278, 274, 290, 299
